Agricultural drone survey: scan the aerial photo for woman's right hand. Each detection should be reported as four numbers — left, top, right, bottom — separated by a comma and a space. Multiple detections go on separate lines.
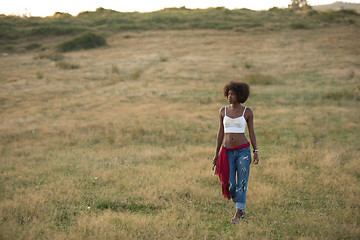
253, 153, 259, 164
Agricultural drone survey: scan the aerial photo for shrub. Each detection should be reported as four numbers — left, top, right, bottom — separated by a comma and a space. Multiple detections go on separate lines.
244, 62, 252, 69
269, 7, 281, 11
25, 42, 41, 50
290, 22, 309, 29
307, 10, 319, 17
52, 12, 72, 18
338, 9, 358, 16
56, 32, 107, 52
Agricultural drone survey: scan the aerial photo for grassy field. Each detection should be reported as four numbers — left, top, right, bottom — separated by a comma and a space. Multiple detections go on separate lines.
1, 9, 360, 239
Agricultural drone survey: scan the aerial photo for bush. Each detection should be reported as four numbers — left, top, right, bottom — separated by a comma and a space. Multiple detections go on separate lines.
52, 12, 72, 18
290, 22, 309, 29
338, 9, 358, 16
307, 10, 319, 17
25, 42, 41, 50
56, 32, 107, 52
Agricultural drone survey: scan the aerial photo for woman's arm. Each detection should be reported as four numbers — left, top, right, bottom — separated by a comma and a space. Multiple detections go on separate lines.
213, 107, 225, 165
247, 108, 259, 164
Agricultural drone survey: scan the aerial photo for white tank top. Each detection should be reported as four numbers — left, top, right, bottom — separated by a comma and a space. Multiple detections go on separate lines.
223, 107, 247, 133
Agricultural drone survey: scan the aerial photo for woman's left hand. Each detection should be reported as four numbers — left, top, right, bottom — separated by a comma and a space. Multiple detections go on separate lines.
253, 153, 259, 164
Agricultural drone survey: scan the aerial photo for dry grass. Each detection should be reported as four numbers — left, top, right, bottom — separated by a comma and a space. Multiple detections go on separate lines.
1, 26, 359, 239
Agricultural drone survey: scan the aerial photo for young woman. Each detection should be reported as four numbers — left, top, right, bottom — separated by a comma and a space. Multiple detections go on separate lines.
213, 81, 259, 224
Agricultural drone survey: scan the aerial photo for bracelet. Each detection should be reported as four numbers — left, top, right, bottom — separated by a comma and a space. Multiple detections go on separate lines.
253, 149, 258, 154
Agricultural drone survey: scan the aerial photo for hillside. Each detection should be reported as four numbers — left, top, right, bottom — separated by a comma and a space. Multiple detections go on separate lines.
1, 7, 359, 53
313, 1, 360, 11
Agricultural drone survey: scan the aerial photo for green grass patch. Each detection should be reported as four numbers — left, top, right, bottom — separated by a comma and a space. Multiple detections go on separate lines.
243, 73, 275, 85
56, 61, 80, 70
290, 22, 309, 29
130, 70, 141, 80
36, 72, 43, 79
37, 52, 64, 61
159, 56, 168, 62
56, 32, 107, 52
324, 89, 359, 101
24, 42, 42, 50
111, 65, 120, 74
29, 26, 85, 37
96, 200, 163, 214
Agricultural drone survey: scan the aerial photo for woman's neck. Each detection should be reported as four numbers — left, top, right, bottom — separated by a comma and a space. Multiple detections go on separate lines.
230, 102, 241, 108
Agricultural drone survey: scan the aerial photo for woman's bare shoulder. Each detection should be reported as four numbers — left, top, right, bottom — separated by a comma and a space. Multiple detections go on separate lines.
245, 107, 253, 113
219, 106, 226, 117
244, 107, 253, 118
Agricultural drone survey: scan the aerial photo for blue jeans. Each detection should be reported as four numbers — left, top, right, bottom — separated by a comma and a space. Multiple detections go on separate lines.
226, 146, 251, 210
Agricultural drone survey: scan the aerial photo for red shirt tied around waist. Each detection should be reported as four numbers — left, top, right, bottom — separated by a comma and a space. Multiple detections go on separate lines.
216, 142, 250, 199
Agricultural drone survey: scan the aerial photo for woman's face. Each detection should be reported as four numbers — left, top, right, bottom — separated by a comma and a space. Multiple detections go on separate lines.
227, 90, 238, 104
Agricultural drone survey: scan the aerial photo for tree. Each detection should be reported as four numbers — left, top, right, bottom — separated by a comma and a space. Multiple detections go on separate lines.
288, 0, 312, 10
